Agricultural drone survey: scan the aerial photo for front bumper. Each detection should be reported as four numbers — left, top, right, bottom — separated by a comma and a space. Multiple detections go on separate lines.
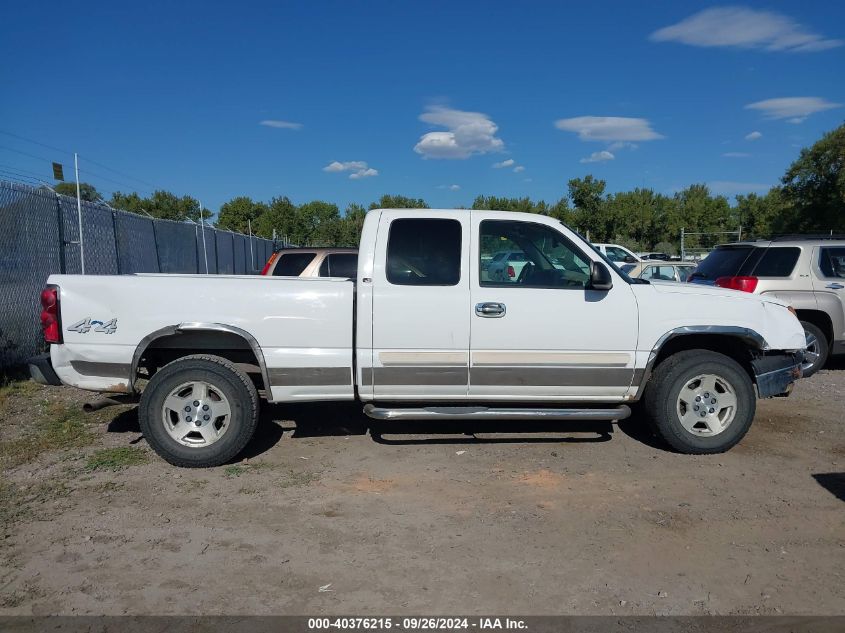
752, 351, 804, 398
28, 352, 63, 386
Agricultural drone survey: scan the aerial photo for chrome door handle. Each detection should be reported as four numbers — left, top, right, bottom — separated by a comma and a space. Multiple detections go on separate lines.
826, 283, 844, 289
475, 302, 506, 318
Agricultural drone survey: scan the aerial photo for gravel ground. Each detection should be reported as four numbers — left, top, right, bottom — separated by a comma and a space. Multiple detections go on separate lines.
0, 362, 842, 616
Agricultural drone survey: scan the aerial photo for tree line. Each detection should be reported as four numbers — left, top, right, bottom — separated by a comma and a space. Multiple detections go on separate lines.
57, 123, 844, 252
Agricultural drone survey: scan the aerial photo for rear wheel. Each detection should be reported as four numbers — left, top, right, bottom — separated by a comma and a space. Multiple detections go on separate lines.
799, 321, 828, 378
139, 354, 259, 467
643, 350, 755, 454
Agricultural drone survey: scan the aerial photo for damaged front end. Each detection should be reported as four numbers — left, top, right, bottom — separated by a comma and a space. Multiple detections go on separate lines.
752, 351, 804, 398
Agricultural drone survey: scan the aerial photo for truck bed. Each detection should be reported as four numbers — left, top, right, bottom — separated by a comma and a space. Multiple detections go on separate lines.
48, 273, 356, 401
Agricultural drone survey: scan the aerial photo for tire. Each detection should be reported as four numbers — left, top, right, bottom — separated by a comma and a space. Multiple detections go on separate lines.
139, 354, 259, 468
799, 321, 829, 378
642, 350, 756, 454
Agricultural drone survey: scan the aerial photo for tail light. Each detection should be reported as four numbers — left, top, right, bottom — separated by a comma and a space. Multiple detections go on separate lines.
260, 254, 277, 275
40, 285, 62, 344
715, 276, 758, 293
507, 265, 515, 278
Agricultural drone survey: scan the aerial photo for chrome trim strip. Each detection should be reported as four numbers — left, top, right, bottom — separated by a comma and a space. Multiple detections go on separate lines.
472, 351, 631, 366
379, 351, 468, 366
268, 367, 352, 386
359, 366, 634, 387
471, 367, 633, 387
368, 366, 468, 386
364, 403, 631, 421
70, 361, 131, 378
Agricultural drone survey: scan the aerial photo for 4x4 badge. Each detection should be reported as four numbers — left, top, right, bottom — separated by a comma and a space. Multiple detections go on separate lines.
67, 318, 118, 334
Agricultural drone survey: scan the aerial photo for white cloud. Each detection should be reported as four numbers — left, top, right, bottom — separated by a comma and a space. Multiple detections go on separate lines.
492, 159, 515, 168
650, 7, 843, 53
513, 165, 525, 173
523, 178, 533, 183
414, 106, 505, 159
323, 160, 378, 179
722, 152, 751, 158
259, 120, 303, 130
437, 184, 461, 191
555, 116, 664, 142
745, 97, 841, 122
580, 150, 616, 164
745, 131, 763, 141
708, 181, 770, 195
608, 141, 638, 151
349, 168, 378, 179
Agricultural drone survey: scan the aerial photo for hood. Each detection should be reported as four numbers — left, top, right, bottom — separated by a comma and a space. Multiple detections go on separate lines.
645, 280, 789, 308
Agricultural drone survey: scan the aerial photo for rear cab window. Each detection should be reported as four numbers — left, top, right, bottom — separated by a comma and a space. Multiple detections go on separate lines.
386, 218, 462, 286
272, 252, 316, 276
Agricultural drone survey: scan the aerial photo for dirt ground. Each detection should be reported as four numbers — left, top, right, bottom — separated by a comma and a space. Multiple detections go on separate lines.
0, 362, 843, 616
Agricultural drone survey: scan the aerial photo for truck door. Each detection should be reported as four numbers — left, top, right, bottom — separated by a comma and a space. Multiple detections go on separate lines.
469, 216, 638, 400
369, 210, 471, 399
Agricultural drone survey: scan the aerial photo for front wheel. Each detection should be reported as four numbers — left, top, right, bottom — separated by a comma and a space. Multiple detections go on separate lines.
642, 350, 756, 454
139, 354, 259, 467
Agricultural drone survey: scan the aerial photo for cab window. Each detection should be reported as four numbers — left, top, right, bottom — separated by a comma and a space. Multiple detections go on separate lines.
819, 247, 845, 279
319, 253, 358, 278
273, 252, 316, 276
479, 220, 590, 288
386, 218, 461, 286
641, 265, 676, 281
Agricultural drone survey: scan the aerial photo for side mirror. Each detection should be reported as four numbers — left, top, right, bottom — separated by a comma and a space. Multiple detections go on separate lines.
624, 255, 637, 263
589, 261, 613, 291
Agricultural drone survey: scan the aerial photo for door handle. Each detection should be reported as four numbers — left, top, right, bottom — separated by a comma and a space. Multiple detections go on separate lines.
826, 283, 844, 290
475, 302, 506, 318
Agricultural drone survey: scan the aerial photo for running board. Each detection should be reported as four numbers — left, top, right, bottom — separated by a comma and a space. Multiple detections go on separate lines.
363, 404, 631, 421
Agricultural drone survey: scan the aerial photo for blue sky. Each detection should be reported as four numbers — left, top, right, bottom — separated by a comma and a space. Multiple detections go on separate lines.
1, 1, 843, 215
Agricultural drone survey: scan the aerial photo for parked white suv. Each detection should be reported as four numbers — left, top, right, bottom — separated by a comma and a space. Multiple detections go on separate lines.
595, 243, 641, 264
688, 236, 845, 376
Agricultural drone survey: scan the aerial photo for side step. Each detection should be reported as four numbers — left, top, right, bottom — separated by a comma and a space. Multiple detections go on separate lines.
363, 404, 631, 421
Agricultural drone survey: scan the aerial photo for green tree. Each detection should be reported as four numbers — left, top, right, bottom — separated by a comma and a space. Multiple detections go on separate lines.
471, 195, 549, 214
735, 189, 785, 239
568, 175, 607, 239
777, 123, 845, 233
368, 194, 428, 210
54, 181, 102, 202
216, 196, 268, 234
109, 190, 211, 222
253, 196, 299, 242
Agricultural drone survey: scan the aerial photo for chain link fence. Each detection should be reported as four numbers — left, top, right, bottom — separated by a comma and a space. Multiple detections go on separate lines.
0, 180, 276, 370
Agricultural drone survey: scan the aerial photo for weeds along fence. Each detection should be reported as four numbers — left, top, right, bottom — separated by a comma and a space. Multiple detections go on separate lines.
0, 180, 276, 370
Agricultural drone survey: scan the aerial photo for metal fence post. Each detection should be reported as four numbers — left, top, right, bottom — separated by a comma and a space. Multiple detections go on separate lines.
54, 192, 66, 274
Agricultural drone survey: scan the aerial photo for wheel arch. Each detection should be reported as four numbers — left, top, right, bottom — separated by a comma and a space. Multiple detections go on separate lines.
130, 323, 270, 394
636, 326, 768, 397
795, 309, 834, 349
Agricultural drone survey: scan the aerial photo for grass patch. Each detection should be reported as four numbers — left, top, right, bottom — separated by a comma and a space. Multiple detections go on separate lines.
0, 477, 72, 530
0, 377, 41, 408
224, 464, 248, 477
278, 469, 319, 489
85, 446, 148, 472
0, 402, 94, 470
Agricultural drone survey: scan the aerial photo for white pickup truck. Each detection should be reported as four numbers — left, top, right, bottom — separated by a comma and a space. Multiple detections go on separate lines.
29, 208, 806, 467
